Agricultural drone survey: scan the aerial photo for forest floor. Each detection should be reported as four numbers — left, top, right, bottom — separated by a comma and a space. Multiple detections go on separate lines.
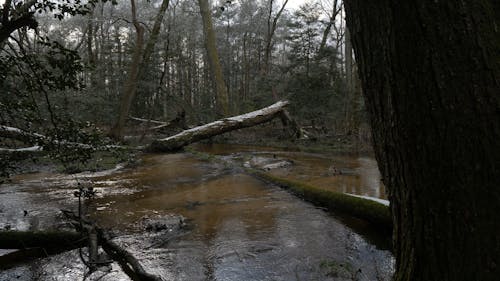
206, 122, 374, 156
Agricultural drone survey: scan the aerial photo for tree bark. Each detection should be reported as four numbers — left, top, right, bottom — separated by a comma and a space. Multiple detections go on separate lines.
148, 100, 290, 152
344, 1, 500, 280
109, 0, 144, 141
318, 0, 340, 55
343, 26, 354, 134
110, 0, 170, 141
198, 0, 230, 117
140, 0, 170, 72
0, 14, 37, 45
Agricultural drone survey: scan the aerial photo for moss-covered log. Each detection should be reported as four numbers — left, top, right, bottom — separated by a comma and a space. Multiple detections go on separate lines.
148, 100, 290, 152
249, 170, 392, 230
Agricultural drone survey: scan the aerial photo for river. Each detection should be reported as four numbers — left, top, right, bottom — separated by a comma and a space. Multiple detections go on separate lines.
0, 144, 393, 281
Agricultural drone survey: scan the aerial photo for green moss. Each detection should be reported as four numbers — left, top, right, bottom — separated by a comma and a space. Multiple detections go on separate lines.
0, 230, 85, 249
248, 169, 392, 229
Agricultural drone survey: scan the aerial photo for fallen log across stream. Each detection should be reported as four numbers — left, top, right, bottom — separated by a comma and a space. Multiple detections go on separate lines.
148, 100, 298, 152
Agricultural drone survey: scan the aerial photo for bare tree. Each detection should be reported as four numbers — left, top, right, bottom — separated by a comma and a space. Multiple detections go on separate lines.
110, 0, 170, 140
262, 0, 289, 74
198, 0, 230, 117
109, 0, 145, 140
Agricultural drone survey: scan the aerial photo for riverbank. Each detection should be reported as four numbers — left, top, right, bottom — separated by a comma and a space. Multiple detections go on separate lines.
1, 149, 138, 184
206, 121, 375, 155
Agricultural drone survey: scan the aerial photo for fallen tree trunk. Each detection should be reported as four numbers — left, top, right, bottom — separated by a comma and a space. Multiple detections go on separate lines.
148, 100, 290, 152
0, 125, 124, 151
0, 146, 42, 153
0, 146, 43, 158
0, 125, 45, 143
0, 230, 85, 249
0, 230, 87, 270
99, 232, 162, 281
62, 210, 162, 281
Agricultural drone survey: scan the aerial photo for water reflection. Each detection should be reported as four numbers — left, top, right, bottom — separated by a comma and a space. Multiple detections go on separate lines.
85, 154, 394, 281
92, 174, 279, 238
194, 143, 387, 199
1, 149, 394, 280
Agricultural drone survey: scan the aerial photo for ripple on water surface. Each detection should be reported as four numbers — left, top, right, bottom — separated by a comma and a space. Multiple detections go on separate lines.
1, 151, 394, 280
90, 163, 394, 281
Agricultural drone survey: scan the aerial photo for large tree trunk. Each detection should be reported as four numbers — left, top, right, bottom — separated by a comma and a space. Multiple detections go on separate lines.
109, 0, 144, 141
148, 100, 290, 152
198, 0, 230, 117
344, 1, 499, 281
141, 0, 170, 68
343, 26, 354, 134
110, 0, 170, 141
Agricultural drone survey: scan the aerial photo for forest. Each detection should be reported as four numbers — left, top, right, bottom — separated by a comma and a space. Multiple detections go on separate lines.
0, 0, 498, 281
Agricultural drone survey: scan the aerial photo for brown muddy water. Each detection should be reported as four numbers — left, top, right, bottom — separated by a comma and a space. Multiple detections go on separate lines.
0, 145, 393, 281
194, 143, 387, 200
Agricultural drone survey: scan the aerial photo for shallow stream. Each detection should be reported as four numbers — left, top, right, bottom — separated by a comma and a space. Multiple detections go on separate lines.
0, 144, 393, 280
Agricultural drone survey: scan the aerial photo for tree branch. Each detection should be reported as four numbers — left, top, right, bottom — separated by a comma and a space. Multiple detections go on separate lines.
0, 13, 37, 44
2, 0, 12, 26
0, 125, 123, 151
